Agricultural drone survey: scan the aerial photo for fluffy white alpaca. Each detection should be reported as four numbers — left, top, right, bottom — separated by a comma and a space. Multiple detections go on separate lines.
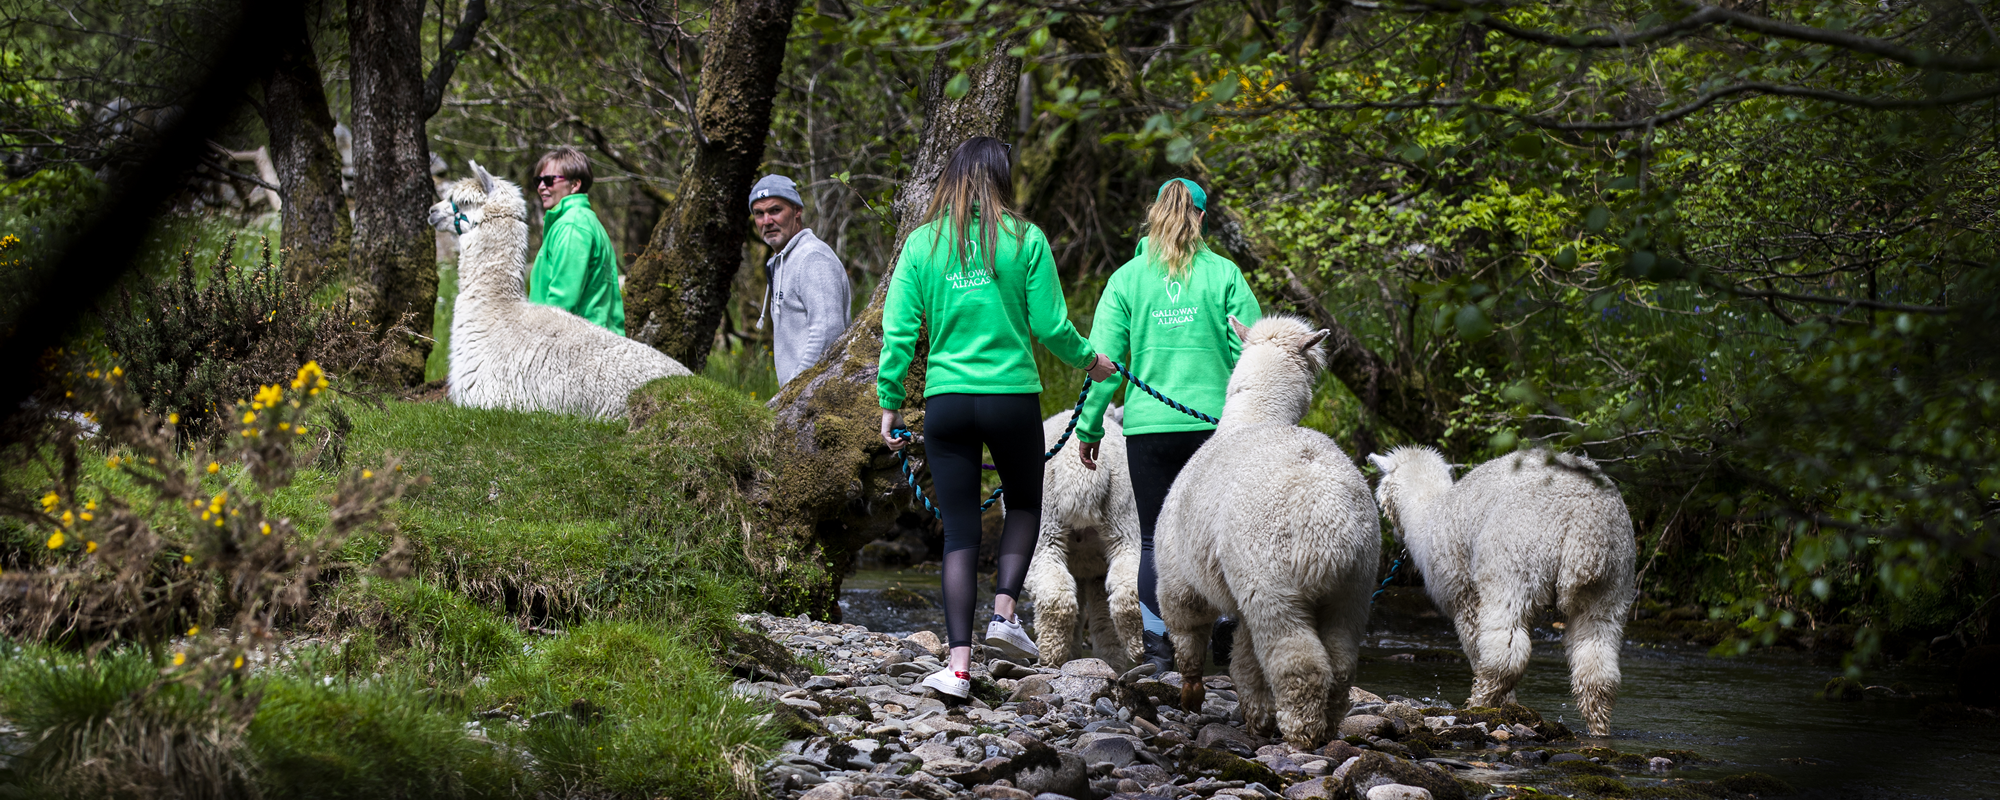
1368, 445, 1636, 736
1023, 406, 1142, 669
1155, 315, 1380, 748
426, 162, 689, 419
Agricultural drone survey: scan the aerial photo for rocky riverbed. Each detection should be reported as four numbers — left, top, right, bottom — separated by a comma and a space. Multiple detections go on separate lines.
738, 613, 1794, 800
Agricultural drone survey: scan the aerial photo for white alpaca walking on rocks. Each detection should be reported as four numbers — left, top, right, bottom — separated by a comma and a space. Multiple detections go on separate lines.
1023, 407, 1142, 669
427, 162, 689, 419
1368, 445, 1636, 736
1155, 315, 1380, 749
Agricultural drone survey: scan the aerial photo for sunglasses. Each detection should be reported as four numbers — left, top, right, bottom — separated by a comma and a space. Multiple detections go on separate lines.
535, 175, 567, 188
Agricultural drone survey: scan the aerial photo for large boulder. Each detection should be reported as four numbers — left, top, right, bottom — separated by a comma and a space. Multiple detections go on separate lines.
1335, 752, 1464, 800
999, 730, 1091, 800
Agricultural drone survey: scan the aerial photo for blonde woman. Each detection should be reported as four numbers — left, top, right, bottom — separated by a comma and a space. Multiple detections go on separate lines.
878, 136, 1116, 697
1074, 178, 1262, 674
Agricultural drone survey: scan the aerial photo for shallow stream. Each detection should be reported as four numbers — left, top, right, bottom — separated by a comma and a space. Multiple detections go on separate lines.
840, 568, 2000, 799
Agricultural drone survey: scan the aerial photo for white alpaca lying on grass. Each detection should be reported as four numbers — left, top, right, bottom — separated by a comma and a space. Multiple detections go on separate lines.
426, 162, 689, 419
1023, 406, 1142, 669
1368, 445, 1636, 736
1156, 315, 1380, 749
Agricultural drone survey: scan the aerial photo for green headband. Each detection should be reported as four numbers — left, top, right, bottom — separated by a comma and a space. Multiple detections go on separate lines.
1157, 178, 1207, 211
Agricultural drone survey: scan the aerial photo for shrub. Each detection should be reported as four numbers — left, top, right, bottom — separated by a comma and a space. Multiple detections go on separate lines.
97, 234, 385, 441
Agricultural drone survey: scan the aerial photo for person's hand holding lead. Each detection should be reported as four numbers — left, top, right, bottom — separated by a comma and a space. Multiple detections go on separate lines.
1087, 354, 1116, 382
1078, 441, 1099, 471
881, 410, 908, 450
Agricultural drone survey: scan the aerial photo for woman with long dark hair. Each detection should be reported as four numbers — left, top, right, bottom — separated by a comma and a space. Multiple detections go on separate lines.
878, 136, 1115, 697
1074, 178, 1262, 674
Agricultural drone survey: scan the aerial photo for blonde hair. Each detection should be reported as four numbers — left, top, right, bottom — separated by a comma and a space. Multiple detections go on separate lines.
1145, 180, 1205, 279
922, 137, 1018, 276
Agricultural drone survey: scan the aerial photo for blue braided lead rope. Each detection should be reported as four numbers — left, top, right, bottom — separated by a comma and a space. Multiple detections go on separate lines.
1111, 360, 1219, 425
889, 361, 1219, 520
1372, 551, 1406, 602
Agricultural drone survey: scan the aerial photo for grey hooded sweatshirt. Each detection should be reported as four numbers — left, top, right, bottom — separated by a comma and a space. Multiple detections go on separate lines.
756, 228, 851, 385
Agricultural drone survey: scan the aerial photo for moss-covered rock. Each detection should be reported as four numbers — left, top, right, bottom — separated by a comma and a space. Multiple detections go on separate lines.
1181, 746, 1285, 787
715, 627, 811, 685
1333, 751, 1465, 800
1554, 759, 1619, 777
1817, 676, 1865, 701
1569, 774, 1634, 797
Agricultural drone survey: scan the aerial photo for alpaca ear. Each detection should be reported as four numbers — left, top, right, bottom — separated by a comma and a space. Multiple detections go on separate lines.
1228, 315, 1252, 341
1299, 329, 1330, 355
469, 160, 495, 194
1367, 453, 1394, 473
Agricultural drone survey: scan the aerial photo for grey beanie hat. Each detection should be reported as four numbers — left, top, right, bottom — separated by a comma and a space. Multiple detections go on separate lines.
749, 174, 804, 211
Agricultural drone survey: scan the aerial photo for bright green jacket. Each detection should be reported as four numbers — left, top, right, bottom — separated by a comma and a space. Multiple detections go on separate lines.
532, 194, 625, 335
878, 216, 1096, 409
1077, 237, 1262, 443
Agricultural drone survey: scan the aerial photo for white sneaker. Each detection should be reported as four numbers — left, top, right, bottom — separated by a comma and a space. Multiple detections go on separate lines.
985, 614, 1040, 661
920, 667, 971, 698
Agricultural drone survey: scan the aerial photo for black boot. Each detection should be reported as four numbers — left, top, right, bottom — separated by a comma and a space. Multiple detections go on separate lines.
1210, 616, 1239, 668
1141, 629, 1176, 675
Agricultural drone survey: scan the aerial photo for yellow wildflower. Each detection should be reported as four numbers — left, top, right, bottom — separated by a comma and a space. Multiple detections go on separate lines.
85, 540, 97, 553
362, 470, 374, 479
260, 522, 271, 535
168, 413, 179, 424
46, 532, 64, 548
79, 512, 92, 522
172, 652, 186, 666
188, 625, 200, 635
60, 510, 73, 527
242, 411, 256, 424
39, 492, 58, 511
111, 366, 122, 377
106, 456, 120, 469
182, 554, 193, 563
233, 655, 245, 670
85, 501, 96, 510
207, 462, 220, 474
296, 426, 308, 435
278, 423, 290, 432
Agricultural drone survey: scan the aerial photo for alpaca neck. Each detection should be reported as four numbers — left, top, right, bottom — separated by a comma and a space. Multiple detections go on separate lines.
1385, 474, 1452, 571
456, 217, 529, 305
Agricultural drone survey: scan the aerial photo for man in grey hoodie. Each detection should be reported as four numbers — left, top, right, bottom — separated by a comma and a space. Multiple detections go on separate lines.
750, 174, 851, 386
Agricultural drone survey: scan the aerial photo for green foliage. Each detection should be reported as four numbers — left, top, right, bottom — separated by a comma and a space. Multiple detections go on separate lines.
97, 235, 379, 441
316, 579, 525, 684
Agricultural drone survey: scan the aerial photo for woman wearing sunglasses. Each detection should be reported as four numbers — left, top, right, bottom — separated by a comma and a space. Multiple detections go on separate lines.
530, 146, 625, 335
878, 136, 1116, 698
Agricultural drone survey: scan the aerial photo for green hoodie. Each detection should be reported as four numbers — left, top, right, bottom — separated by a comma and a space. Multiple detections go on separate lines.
1077, 237, 1262, 442
878, 216, 1096, 409
532, 194, 625, 335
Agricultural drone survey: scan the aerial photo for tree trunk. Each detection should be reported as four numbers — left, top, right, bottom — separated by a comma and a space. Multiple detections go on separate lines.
624, 0, 798, 372
262, 8, 350, 286
756, 45, 1024, 620
347, 0, 436, 386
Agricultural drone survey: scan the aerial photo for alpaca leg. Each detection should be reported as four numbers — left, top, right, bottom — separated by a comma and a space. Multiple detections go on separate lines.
1025, 526, 1078, 666
1316, 600, 1368, 730
1103, 512, 1146, 668
1229, 624, 1277, 737
1242, 606, 1332, 749
1563, 587, 1626, 736
1467, 597, 1534, 709
1080, 575, 1126, 670
1160, 578, 1215, 710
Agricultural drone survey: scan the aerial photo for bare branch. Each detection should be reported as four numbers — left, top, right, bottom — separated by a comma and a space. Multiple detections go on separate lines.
421, 0, 489, 121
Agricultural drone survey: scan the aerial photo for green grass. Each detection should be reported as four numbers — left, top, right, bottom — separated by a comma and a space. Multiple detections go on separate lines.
0, 372, 785, 799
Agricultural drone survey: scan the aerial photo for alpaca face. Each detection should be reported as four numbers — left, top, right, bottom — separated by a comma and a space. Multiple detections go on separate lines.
428, 177, 488, 234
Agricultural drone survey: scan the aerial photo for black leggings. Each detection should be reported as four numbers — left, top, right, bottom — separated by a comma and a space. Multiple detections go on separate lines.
1126, 429, 1214, 622
924, 392, 1045, 650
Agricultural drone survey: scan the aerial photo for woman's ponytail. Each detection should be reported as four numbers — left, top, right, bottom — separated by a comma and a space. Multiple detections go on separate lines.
1145, 179, 1205, 279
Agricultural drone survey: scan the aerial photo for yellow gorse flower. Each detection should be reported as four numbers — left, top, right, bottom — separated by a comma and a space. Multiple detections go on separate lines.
207, 462, 220, 474
85, 540, 97, 553
39, 492, 58, 511
172, 652, 186, 666
46, 531, 64, 548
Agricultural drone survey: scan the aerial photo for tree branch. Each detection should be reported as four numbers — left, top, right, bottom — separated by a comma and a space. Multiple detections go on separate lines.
1403, 1, 2000, 73
421, 0, 488, 121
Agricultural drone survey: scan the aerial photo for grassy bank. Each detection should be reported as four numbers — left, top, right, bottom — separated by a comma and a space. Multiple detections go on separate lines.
0, 376, 785, 799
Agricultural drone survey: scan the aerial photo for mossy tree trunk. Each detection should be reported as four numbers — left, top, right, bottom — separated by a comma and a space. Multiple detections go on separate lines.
623, 0, 799, 372
346, 0, 485, 386
757, 43, 1024, 620
262, 7, 350, 287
